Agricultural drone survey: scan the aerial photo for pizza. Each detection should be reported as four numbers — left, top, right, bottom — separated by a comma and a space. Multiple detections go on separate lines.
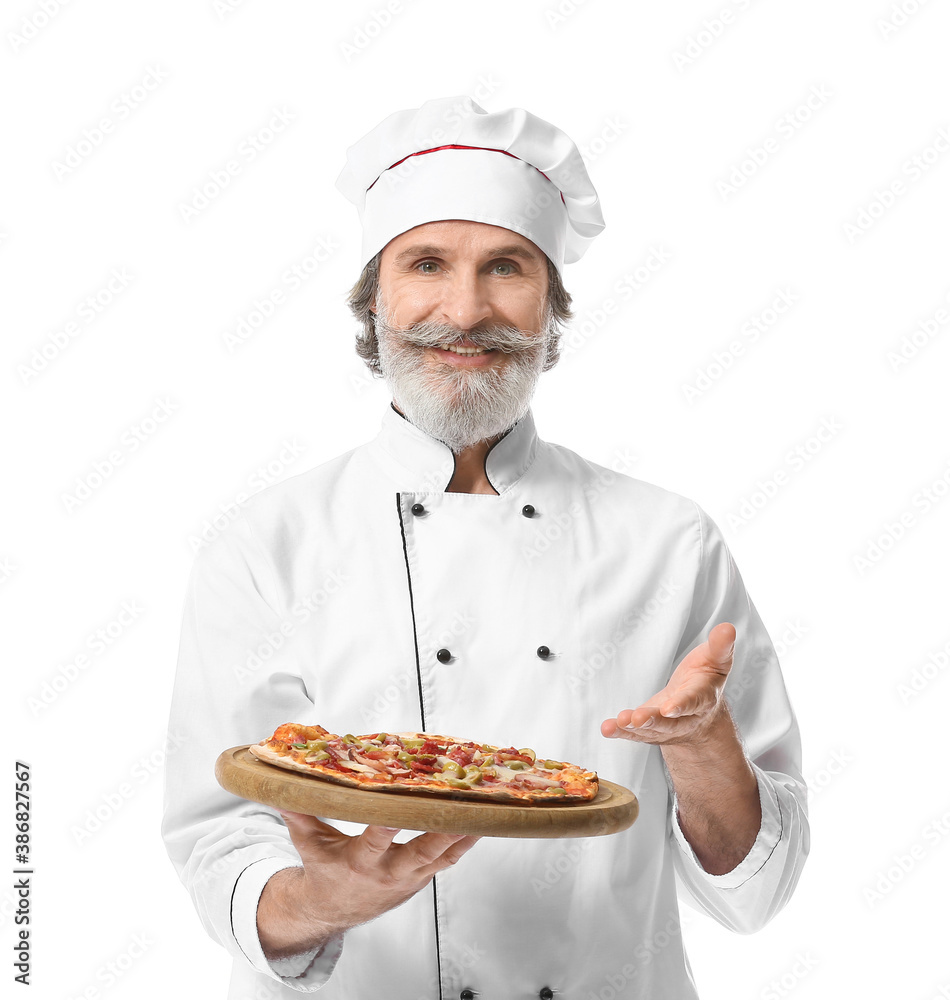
248, 723, 599, 805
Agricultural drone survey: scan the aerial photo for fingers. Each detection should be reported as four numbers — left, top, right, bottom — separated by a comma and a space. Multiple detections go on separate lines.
403, 830, 479, 868
657, 672, 721, 720
370, 829, 481, 881
358, 825, 427, 847
672, 621, 738, 679
277, 810, 351, 863
707, 622, 737, 668
602, 703, 665, 736
439, 835, 481, 867
410, 833, 481, 877
281, 815, 479, 874
280, 810, 482, 886
355, 824, 403, 859
603, 712, 697, 744
272, 815, 479, 939
602, 621, 737, 745
278, 811, 342, 839
602, 695, 715, 744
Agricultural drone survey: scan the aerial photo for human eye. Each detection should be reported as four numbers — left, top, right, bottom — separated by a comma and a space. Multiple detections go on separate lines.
416, 260, 440, 274
492, 261, 518, 276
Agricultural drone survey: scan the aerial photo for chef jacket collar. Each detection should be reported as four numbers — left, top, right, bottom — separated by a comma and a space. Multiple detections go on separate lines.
373, 402, 539, 494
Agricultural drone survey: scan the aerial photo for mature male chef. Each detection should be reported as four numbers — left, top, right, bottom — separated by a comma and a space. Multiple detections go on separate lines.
162, 96, 809, 999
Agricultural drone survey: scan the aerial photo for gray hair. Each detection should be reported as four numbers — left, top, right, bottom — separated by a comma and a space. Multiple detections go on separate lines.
346, 252, 574, 376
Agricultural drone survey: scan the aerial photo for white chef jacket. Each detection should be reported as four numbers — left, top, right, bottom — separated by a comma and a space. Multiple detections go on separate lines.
162, 402, 809, 999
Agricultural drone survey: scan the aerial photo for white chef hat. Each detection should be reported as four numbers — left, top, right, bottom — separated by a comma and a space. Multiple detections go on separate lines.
335, 95, 605, 275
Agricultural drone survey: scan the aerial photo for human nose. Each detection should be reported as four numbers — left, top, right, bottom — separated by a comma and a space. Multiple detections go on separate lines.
438, 270, 493, 331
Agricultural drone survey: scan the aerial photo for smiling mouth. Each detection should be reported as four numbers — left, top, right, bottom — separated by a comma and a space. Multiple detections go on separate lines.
437, 343, 495, 356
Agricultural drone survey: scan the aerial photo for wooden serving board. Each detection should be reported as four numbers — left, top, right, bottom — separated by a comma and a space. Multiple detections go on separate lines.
215, 745, 639, 839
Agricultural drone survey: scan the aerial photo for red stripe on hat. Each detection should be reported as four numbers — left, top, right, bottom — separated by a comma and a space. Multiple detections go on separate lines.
367, 144, 566, 204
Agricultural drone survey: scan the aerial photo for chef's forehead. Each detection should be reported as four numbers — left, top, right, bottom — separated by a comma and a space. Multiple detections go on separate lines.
378, 221, 549, 267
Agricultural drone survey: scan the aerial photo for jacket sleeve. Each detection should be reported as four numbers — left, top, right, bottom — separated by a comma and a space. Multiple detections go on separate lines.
664, 502, 810, 934
161, 510, 344, 991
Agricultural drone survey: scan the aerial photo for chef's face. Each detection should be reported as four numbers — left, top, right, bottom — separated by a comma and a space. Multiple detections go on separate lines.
370, 220, 555, 453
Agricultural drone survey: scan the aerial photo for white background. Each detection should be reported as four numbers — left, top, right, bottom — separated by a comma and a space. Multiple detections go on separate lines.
2, 1, 948, 997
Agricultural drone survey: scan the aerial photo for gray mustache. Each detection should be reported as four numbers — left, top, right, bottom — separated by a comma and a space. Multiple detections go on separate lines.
379, 318, 540, 354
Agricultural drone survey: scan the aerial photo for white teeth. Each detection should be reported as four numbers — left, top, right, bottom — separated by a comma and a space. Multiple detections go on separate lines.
438, 344, 490, 355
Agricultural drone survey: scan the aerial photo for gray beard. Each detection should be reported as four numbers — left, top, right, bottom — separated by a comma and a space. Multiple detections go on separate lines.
373, 299, 553, 454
